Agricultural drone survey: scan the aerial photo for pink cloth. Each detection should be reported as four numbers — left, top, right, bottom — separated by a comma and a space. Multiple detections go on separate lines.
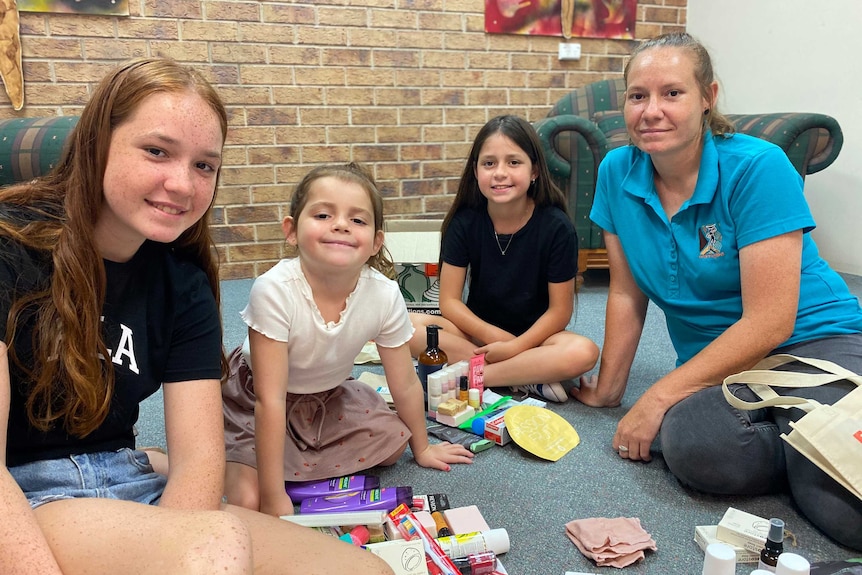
565, 517, 657, 568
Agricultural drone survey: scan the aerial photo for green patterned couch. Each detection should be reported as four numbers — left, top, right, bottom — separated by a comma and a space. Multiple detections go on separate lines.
0, 116, 80, 186
533, 78, 844, 279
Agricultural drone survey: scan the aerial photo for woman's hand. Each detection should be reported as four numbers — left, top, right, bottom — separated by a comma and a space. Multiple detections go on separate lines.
413, 442, 475, 471
260, 490, 296, 518
612, 392, 666, 462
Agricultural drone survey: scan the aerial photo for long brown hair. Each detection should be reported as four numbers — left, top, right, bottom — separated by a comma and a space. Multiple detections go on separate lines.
441, 115, 567, 245
0, 57, 228, 437
287, 162, 396, 279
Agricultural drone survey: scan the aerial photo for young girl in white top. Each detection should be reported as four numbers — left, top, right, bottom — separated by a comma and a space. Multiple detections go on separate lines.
222, 163, 473, 517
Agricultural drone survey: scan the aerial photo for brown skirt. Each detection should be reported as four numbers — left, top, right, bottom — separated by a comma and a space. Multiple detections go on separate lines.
222, 347, 411, 482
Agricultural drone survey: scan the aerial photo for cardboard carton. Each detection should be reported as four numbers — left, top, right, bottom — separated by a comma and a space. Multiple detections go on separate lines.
384, 220, 442, 315
715, 507, 770, 553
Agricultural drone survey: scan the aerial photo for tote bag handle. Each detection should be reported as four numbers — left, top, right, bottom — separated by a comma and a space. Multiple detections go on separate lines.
722, 354, 862, 413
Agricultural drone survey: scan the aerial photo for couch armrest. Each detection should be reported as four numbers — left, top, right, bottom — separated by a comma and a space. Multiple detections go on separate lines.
0, 116, 79, 186
728, 113, 843, 178
534, 114, 609, 181
534, 115, 610, 251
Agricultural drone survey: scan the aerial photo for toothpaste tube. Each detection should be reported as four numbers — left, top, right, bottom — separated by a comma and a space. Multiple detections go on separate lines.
469, 354, 485, 399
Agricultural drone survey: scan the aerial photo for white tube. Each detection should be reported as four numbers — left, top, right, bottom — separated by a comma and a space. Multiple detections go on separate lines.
435, 529, 509, 560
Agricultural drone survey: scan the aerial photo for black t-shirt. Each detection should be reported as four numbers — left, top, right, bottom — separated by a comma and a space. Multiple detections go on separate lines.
1, 239, 222, 467
442, 205, 577, 336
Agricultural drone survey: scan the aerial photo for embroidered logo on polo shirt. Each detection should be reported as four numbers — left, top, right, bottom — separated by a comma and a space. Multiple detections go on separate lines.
699, 223, 724, 258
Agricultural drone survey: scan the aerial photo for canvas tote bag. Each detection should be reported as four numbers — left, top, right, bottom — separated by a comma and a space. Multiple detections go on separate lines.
722, 354, 862, 501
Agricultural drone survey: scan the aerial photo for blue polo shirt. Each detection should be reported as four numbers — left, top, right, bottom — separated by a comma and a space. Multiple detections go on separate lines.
591, 133, 862, 365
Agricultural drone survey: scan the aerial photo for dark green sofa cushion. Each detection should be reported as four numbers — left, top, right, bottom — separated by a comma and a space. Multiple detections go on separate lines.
0, 116, 79, 186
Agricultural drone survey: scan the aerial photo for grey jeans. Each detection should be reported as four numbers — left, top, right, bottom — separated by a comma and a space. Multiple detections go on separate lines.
660, 333, 862, 551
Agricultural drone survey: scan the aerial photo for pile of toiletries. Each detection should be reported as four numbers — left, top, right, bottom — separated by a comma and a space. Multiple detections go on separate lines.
698, 508, 814, 574
281, 474, 510, 575
418, 326, 552, 451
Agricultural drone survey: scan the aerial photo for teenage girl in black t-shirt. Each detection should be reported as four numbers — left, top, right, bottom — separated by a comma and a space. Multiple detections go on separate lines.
0, 58, 392, 575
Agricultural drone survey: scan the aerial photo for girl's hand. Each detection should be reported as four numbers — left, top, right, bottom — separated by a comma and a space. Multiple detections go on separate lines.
414, 442, 474, 471
569, 374, 622, 407
474, 340, 518, 364
260, 490, 296, 518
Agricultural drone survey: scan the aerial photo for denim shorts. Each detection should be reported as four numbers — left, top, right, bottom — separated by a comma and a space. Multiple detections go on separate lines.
9, 448, 167, 509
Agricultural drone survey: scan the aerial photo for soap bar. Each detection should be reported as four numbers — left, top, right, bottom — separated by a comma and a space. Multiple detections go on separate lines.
436, 398, 467, 416
435, 406, 475, 427
443, 505, 490, 535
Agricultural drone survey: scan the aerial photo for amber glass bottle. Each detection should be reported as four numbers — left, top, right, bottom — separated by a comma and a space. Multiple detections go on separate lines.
417, 324, 447, 395
757, 518, 785, 572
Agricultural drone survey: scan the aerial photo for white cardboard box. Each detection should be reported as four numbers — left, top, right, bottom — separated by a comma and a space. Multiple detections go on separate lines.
365, 539, 428, 575
715, 507, 770, 553
484, 412, 512, 446
384, 220, 442, 315
694, 525, 760, 563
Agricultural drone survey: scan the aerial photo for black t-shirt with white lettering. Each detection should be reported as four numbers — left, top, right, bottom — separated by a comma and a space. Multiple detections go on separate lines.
1, 239, 221, 467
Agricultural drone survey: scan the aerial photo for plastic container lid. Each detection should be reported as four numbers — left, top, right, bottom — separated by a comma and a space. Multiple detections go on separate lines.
428, 372, 443, 395
483, 528, 510, 555
349, 524, 370, 545
775, 553, 811, 575
702, 543, 736, 575
766, 518, 785, 543
471, 415, 487, 436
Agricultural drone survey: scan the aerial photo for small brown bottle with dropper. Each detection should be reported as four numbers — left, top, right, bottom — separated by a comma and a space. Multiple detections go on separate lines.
417, 324, 447, 396
757, 517, 785, 572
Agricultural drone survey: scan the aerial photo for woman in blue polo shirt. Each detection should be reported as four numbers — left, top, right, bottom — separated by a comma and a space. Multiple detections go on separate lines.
572, 31, 862, 550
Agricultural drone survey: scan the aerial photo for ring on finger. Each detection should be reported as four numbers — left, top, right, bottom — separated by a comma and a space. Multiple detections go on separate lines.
618, 445, 629, 453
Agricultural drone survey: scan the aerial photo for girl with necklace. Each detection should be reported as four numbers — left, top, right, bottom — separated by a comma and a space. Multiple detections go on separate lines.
408, 115, 599, 402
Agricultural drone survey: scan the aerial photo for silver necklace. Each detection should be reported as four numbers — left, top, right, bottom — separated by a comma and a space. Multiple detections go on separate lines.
494, 230, 514, 256
492, 204, 533, 256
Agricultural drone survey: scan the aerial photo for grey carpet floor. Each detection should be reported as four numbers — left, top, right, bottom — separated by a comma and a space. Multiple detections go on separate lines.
136, 270, 862, 574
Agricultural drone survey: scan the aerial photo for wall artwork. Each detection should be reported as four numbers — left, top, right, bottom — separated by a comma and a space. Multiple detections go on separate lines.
18, 0, 129, 15
485, 0, 636, 39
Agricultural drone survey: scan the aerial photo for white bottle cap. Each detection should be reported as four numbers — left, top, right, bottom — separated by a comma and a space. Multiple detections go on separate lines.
428, 395, 441, 411
750, 570, 774, 575
468, 387, 480, 407
428, 372, 443, 395
482, 528, 510, 555
702, 543, 736, 575
774, 553, 810, 575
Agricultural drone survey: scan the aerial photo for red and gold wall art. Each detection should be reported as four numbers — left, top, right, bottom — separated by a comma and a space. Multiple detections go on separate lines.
485, 0, 636, 39
19, 0, 129, 15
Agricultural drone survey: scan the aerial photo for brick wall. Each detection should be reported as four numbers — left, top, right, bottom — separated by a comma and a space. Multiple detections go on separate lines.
4, 0, 685, 279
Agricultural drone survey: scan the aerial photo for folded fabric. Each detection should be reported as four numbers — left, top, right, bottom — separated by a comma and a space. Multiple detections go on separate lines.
565, 517, 657, 568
